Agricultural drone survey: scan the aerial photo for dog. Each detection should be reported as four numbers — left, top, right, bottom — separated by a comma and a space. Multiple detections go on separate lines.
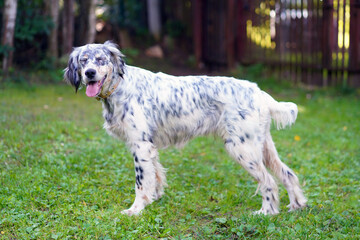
64, 41, 307, 216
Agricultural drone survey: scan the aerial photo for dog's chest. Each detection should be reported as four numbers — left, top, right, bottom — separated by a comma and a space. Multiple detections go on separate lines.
102, 100, 126, 140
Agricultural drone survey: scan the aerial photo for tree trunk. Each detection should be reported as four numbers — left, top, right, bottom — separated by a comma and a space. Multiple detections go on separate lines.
45, 0, 60, 58
62, 0, 74, 55
1, 0, 18, 77
78, 0, 97, 45
147, 0, 162, 40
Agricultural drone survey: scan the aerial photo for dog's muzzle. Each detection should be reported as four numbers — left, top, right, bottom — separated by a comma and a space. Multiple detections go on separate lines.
85, 73, 107, 98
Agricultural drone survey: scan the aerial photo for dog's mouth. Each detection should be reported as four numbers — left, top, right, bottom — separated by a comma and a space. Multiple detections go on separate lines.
85, 75, 107, 97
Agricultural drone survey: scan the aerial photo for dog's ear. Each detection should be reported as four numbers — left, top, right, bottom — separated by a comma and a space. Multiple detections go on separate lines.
104, 41, 125, 76
64, 48, 81, 93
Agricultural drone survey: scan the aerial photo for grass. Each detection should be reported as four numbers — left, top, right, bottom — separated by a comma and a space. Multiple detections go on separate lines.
0, 82, 359, 239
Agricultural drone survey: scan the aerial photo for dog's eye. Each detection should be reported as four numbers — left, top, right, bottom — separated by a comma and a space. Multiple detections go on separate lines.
80, 58, 88, 64
96, 58, 105, 65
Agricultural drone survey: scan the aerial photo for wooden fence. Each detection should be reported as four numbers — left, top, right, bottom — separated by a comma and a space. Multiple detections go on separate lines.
193, 0, 360, 87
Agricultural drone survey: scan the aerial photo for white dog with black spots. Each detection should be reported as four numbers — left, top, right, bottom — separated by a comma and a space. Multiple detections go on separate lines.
65, 41, 307, 216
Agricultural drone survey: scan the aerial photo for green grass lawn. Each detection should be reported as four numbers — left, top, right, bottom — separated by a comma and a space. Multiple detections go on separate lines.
0, 83, 359, 239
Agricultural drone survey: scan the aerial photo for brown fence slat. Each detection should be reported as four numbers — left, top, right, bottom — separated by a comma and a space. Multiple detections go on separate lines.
192, 0, 359, 87
349, 0, 360, 86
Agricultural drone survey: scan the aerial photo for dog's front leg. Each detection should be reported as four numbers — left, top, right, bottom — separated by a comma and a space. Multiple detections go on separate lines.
122, 141, 158, 216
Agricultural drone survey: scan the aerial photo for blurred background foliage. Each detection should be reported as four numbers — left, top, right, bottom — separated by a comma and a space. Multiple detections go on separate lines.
0, 0, 359, 89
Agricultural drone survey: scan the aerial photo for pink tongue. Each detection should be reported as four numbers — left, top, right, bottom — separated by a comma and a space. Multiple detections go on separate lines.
86, 83, 101, 97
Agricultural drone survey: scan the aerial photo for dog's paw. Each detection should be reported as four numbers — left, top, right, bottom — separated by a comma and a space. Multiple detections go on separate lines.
153, 190, 164, 201
253, 207, 279, 216
121, 203, 145, 216
121, 208, 142, 216
287, 199, 308, 212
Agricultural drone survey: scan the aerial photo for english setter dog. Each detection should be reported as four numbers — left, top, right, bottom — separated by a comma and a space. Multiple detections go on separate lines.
65, 41, 307, 216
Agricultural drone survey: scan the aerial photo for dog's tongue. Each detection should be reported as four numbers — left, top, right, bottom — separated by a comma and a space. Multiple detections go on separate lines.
86, 83, 101, 97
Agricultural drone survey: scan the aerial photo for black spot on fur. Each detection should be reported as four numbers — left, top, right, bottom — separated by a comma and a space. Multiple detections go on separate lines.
270, 203, 274, 212
137, 95, 144, 104
104, 99, 113, 123
136, 175, 142, 187
238, 111, 246, 120
121, 103, 129, 121
105, 113, 113, 124
165, 110, 170, 118
142, 132, 146, 142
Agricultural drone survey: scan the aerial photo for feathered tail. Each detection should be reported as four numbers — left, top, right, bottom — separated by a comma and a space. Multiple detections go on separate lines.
261, 91, 298, 129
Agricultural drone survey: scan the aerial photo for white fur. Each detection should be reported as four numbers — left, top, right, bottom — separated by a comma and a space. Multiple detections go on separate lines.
65, 42, 307, 216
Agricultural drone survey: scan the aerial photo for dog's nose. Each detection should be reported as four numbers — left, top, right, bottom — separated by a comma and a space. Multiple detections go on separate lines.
85, 69, 96, 79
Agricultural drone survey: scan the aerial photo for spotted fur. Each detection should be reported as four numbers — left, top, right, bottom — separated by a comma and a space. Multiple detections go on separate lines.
65, 41, 307, 216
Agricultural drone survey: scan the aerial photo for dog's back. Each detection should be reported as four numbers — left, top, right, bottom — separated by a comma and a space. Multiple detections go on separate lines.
125, 67, 268, 147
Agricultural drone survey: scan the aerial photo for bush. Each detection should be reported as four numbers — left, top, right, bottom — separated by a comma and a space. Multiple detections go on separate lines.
13, 0, 53, 66
0, 0, 53, 67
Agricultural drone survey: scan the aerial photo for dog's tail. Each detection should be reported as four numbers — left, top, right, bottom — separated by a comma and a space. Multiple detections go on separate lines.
261, 91, 298, 130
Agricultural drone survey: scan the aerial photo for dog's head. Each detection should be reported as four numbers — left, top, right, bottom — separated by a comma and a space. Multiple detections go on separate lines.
64, 41, 125, 97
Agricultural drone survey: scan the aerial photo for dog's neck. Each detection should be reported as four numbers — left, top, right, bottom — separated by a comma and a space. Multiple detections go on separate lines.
96, 74, 122, 100
103, 96, 114, 123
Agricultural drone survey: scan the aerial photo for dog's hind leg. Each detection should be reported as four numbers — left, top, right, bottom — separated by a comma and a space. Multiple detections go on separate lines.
122, 141, 160, 216
225, 137, 280, 215
263, 133, 307, 211
153, 159, 167, 200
